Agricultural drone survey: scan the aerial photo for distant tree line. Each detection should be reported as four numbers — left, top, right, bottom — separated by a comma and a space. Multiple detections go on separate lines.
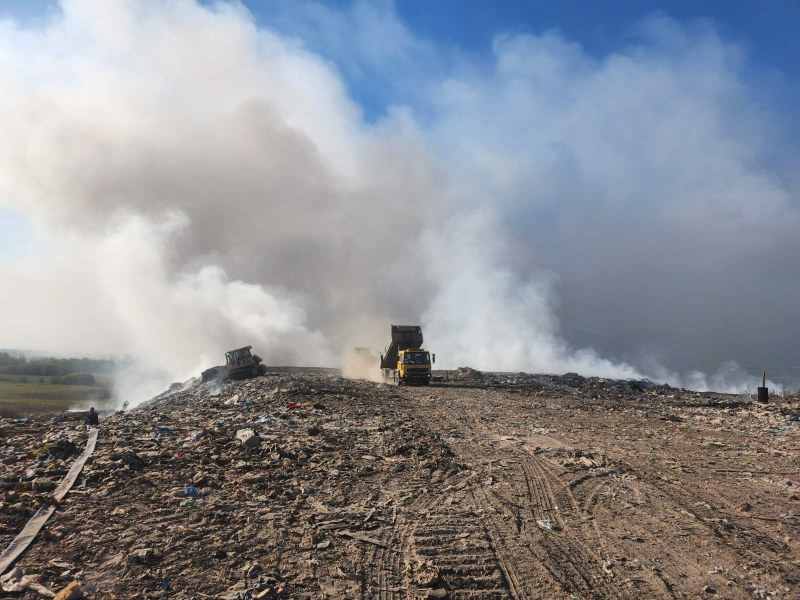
0, 373, 97, 385
0, 353, 114, 377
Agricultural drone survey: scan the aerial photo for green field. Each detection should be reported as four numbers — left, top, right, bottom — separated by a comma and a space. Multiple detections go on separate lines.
0, 377, 112, 417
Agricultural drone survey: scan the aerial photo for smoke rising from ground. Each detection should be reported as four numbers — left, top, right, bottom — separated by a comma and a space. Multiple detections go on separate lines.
0, 1, 798, 402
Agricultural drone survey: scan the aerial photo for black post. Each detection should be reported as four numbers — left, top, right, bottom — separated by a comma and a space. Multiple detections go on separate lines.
757, 370, 768, 403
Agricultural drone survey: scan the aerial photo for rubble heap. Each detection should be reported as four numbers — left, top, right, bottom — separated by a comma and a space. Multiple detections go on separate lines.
1, 369, 798, 599
1, 374, 462, 599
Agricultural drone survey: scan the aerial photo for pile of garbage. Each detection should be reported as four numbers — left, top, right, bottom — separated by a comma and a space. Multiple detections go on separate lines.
3, 368, 797, 599
1, 374, 462, 598
441, 366, 753, 408
449, 367, 484, 382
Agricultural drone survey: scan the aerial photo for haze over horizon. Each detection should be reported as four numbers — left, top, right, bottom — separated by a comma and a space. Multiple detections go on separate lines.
1, 0, 798, 402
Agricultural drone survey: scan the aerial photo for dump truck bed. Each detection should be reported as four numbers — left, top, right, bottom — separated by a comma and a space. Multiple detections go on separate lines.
380, 325, 424, 369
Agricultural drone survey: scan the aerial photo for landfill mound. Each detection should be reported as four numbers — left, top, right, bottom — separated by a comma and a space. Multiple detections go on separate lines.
450, 367, 484, 381
1, 369, 798, 599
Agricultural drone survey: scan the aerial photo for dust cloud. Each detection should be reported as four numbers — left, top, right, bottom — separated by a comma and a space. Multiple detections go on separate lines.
341, 349, 384, 384
0, 1, 798, 401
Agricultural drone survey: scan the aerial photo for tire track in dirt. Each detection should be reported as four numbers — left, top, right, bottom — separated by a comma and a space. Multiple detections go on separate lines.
561, 463, 688, 597
411, 505, 509, 599
513, 449, 636, 598
408, 378, 799, 598
521, 456, 616, 594
556, 444, 793, 597
613, 459, 796, 587
594, 478, 727, 594
419, 397, 553, 598
473, 481, 568, 599
414, 387, 642, 599
361, 468, 514, 598
396, 382, 800, 598
362, 485, 428, 599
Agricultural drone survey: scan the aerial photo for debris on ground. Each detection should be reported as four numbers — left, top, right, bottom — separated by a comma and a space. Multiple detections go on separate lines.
0, 368, 797, 598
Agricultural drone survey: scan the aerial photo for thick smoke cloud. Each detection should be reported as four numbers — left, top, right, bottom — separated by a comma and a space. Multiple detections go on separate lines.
0, 1, 797, 401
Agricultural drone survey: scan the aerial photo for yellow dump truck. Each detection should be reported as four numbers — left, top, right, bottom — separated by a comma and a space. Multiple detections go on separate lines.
380, 325, 435, 385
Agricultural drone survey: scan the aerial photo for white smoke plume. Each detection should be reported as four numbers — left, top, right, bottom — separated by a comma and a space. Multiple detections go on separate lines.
0, 1, 797, 402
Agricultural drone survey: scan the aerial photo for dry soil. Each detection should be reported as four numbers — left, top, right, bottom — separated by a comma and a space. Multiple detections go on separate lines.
1, 368, 798, 599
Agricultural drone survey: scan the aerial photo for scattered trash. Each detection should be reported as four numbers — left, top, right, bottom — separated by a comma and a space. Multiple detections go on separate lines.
245, 562, 261, 578
53, 580, 84, 600
175, 485, 202, 498
1, 368, 796, 598
128, 548, 159, 566
236, 428, 261, 448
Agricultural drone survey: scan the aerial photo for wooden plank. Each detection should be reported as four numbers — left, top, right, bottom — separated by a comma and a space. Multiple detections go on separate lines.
0, 427, 99, 575
53, 427, 98, 502
0, 505, 56, 575
337, 530, 399, 552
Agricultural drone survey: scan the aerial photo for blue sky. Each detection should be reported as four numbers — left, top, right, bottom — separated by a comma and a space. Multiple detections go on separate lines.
1, 1, 798, 258
1, 0, 798, 111
0, 207, 31, 259
395, 0, 800, 70
242, 0, 800, 122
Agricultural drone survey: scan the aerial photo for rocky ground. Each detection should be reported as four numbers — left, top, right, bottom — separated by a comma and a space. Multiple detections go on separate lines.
1, 368, 799, 599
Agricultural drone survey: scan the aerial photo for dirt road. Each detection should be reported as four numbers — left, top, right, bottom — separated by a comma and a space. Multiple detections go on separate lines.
394, 379, 799, 599
2, 370, 798, 598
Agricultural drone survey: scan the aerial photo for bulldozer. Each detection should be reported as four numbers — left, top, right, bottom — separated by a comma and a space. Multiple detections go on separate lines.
201, 346, 268, 383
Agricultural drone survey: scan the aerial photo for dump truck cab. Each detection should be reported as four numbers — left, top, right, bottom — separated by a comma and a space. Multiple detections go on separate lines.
397, 349, 433, 385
